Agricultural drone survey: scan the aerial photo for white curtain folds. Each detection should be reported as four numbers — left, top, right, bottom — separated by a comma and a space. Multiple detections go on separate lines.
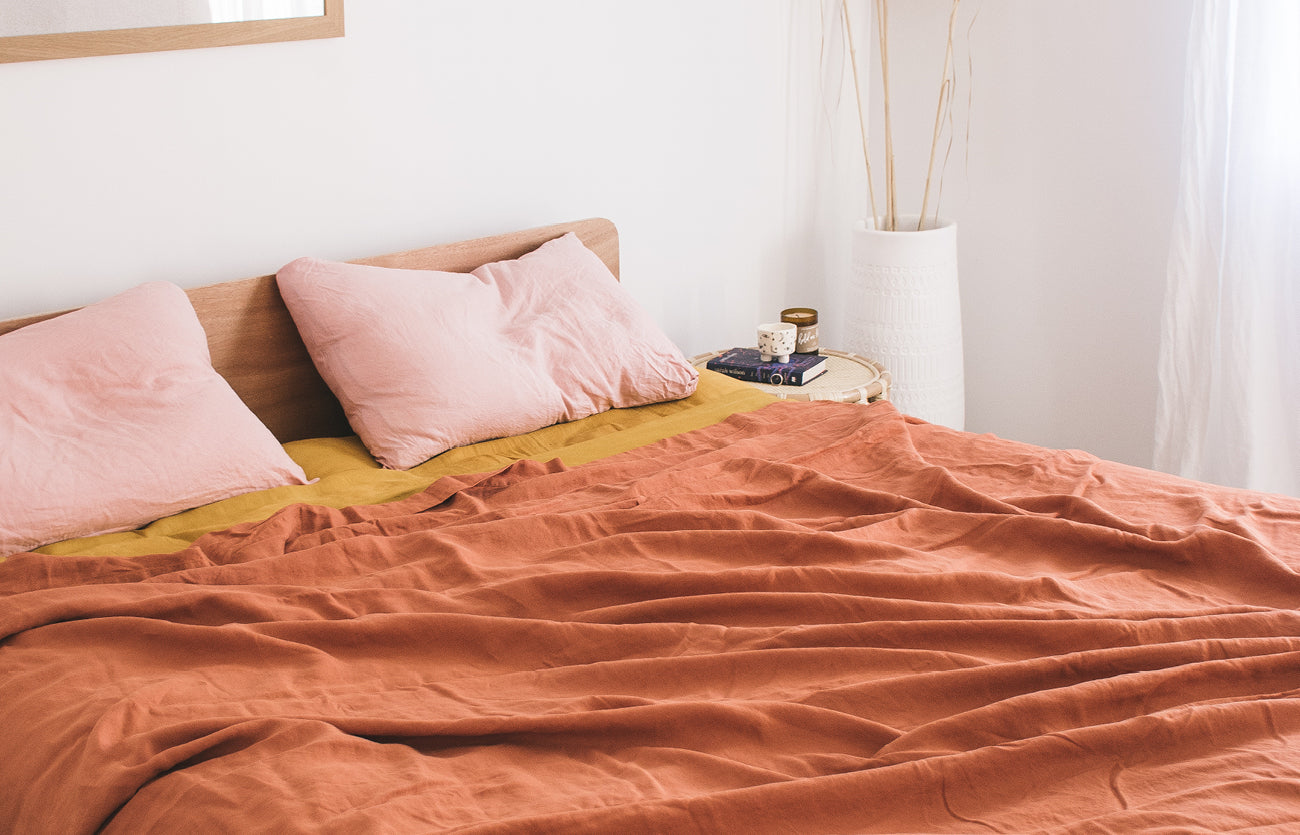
1154, 0, 1300, 496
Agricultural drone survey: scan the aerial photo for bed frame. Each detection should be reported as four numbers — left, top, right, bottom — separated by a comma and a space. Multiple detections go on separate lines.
0, 218, 619, 444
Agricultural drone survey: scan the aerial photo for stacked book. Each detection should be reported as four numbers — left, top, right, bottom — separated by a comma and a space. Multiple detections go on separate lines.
705, 348, 827, 386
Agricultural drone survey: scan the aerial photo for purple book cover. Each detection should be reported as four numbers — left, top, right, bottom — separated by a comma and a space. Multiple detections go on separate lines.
705, 348, 828, 386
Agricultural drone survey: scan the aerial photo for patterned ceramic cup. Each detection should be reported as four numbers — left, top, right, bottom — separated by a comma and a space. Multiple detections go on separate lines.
757, 323, 797, 363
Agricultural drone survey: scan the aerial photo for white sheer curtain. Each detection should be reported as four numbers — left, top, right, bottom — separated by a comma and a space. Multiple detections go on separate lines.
1154, 0, 1300, 496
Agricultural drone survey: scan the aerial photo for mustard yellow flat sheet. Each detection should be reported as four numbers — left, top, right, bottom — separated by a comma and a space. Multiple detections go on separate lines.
36, 371, 774, 558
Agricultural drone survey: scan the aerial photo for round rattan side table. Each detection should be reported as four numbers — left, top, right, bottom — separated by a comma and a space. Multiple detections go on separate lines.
691, 348, 891, 404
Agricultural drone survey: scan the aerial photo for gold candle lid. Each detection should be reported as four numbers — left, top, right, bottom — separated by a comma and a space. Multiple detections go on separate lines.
781, 307, 818, 325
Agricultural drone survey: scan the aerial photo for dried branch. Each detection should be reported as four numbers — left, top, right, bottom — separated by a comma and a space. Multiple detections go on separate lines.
875, 0, 897, 230
843, 1, 881, 230
842, 0, 976, 233
917, 0, 961, 231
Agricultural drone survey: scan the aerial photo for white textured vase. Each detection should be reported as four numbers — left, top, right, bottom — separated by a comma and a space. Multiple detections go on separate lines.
847, 215, 965, 429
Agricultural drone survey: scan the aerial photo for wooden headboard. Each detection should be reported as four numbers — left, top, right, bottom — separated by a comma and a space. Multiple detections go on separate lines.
0, 217, 619, 443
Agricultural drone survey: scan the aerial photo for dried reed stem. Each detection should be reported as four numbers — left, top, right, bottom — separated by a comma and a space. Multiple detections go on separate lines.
916, 0, 961, 231
874, 0, 897, 231
842, 1, 880, 230
917, 77, 950, 230
963, 4, 981, 173
934, 2, 980, 225
843, 0, 974, 233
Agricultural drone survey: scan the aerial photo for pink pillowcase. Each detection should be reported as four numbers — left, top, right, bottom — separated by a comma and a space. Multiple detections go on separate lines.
0, 282, 310, 557
276, 233, 699, 469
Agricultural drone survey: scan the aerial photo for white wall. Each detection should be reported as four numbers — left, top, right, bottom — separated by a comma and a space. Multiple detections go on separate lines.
871, 0, 1191, 467
1, 0, 1193, 470
0, 0, 796, 358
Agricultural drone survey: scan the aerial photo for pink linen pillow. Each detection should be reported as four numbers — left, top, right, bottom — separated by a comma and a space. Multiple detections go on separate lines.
0, 282, 310, 557
276, 233, 699, 469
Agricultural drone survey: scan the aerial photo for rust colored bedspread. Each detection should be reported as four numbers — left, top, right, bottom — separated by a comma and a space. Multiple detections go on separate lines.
3, 401, 1300, 834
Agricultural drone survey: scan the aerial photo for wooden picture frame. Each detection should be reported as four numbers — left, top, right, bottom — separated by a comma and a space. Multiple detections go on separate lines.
0, 0, 343, 64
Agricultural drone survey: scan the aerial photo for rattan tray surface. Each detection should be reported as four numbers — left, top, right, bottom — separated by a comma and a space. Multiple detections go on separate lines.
691, 348, 890, 404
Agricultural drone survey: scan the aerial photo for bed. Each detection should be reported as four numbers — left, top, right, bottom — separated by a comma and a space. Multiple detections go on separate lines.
2, 218, 1299, 834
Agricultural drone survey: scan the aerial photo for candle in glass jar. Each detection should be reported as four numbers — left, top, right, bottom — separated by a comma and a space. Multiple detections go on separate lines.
780, 307, 819, 354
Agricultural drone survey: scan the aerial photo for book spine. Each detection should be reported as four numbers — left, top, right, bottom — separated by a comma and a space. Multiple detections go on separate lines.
707, 364, 810, 385
780, 368, 810, 385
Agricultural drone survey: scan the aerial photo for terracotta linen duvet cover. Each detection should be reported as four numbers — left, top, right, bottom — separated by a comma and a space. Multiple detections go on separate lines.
2, 400, 1299, 834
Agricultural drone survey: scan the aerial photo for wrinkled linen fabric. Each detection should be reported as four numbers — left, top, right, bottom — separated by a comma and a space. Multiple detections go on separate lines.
30, 370, 771, 559
0, 281, 308, 557
2, 400, 1300, 834
276, 233, 699, 470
